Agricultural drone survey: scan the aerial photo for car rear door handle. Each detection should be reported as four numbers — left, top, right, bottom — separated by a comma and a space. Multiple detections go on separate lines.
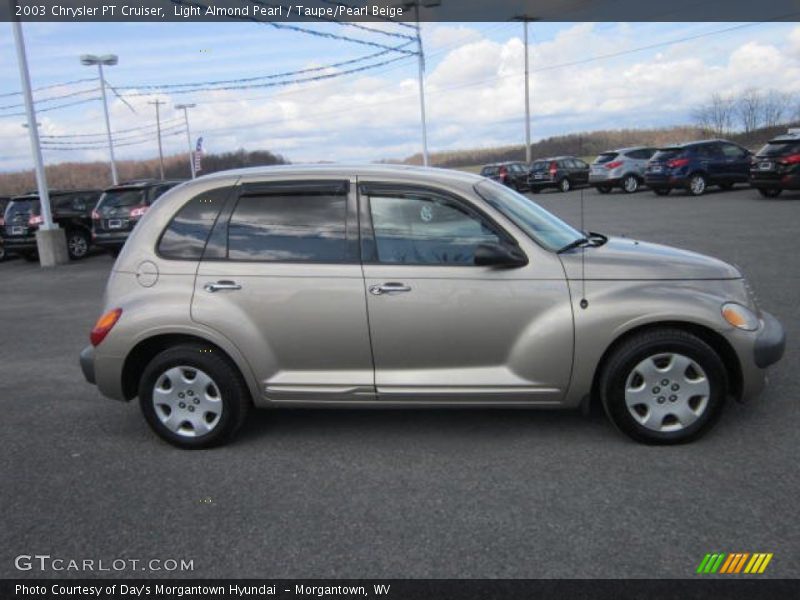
369, 282, 412, 295
204, 280, 242, 293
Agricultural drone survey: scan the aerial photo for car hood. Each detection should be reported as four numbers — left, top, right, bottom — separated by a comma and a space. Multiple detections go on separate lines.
558, 236, 741, 280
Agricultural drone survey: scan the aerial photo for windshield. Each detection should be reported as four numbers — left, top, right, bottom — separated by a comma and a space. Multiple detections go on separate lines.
594, 152, 618, 164
474, 179, 583, 252
530, 160, 548, 171
98, 189, 148, 209
6, 199, 40, 219
757, 141, 800, 157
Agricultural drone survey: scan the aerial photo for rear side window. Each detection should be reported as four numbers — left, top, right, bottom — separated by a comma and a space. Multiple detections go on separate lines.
227, 181, 348, 262
594, 152, 618, 164
720, 144, 747, 159
158, 187, 231, 260
626, 149, 655, 160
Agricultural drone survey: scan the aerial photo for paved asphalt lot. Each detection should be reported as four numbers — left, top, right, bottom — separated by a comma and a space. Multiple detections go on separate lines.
1, 184, 797, 580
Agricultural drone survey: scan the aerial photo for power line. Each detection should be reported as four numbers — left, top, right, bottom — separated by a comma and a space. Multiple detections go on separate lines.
0, 96, 101, 119
41, 129, 185, 151
40, 123, 186, 145
0, 86, 100, 111
39, 118, 184, 139
113, 42, 414, 92
0, 76, 98, 98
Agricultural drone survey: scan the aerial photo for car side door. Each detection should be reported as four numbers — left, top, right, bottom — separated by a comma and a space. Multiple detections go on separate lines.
191, 178, 376, 404
358, 181, 573, 405
719, 142, 751, 182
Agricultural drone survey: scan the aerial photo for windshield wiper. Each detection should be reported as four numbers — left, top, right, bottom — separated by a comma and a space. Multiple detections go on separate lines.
557, 231, 608, 254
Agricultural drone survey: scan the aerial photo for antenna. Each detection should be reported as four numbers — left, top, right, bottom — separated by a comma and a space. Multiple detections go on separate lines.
580, 187, 588, 309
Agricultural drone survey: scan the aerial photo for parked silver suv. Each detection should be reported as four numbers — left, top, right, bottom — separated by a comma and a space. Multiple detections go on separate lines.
589, 146, 656, 194
80, 165, 784, 448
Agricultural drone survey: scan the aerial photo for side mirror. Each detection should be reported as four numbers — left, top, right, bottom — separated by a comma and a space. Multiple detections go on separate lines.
474, 242, 528, 268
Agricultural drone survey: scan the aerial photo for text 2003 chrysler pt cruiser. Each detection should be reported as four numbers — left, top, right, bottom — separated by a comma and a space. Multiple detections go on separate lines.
80, 165, 785, 448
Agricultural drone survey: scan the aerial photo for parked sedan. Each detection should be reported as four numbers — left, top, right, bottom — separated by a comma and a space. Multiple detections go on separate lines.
528, 156, 590, 193
590, 147, 656, 194
749, 130, 800, 198
480, 162, 530, 191
645, 140, 752, 196
80, 164, 784, 448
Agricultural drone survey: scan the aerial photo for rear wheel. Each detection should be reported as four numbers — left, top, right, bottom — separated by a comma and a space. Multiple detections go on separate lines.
600, 329, 727, 444
139, 344, 251, 449
688, 173, 707, 196
622, 174, 640, 194
758, 187, 782, 198
66, 229, 90, 260
596, 185, 612, 194
653, 188, 671, 196
559, 178, 571, 193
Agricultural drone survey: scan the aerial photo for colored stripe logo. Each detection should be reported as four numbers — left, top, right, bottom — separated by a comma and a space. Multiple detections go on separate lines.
696, 553, 773, 574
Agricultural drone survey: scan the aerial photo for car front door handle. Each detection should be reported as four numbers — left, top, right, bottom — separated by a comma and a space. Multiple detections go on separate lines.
369, 282, 412, 296
204, 280, 242, 293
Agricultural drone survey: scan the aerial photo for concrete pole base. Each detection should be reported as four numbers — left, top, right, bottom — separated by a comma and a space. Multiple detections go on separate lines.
36, 228, 69, 267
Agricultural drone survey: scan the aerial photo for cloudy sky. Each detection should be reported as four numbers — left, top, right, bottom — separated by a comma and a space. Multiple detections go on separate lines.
1, 20, 799, 172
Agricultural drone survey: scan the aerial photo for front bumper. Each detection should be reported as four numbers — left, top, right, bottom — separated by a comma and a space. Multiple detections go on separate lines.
1, 234, 37, 251
93, 230, 130, 248
750, 173, 800, 190
80, 345, 96, 385
754, 311, 785, 368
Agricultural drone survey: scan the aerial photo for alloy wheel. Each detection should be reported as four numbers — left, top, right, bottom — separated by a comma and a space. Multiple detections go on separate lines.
68, 234, 88, 258
623, 175, 639, 193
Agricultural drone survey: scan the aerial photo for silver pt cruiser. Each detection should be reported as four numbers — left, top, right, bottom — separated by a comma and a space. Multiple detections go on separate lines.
80, 165, 785, 448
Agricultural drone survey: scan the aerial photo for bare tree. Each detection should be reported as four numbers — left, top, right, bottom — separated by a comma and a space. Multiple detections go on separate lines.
761, 90, 793, 128
737, 87, 763, 133
706, 93, 736, 136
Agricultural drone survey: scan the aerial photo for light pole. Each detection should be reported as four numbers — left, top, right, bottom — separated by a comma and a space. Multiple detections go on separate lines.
175, 103, 196, 179
80, 54, 118, 185
401, 0, 440, 167
515, 16, 536, 164
12, 18, 69, 266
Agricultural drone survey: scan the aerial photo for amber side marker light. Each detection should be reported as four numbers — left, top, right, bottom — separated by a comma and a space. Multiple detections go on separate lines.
721, 303, 758, 331
90, 308, 123, 346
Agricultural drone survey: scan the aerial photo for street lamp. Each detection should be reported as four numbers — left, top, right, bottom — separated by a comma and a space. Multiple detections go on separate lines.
399, 0, 440, 167
514, 16, 537, 164
80, 54, 119, 185
175, 103, 196, 179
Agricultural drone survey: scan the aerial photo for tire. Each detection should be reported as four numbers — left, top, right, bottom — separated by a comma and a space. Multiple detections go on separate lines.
596, 185, 612, 194
599, 329, 727, 444
559, 178, 571, 193
621, 174, 640, 194
21, 251, 38, 262
653, 188, 670, 196
0, 244, 5, 262
66, 229, 90, 260
109, 247, 121, 258
687, 173, 707, 196
758, 187, 782, 198
139, 344, 251, 449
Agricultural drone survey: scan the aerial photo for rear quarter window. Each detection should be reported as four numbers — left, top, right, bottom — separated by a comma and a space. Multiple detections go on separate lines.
157, 187, 231, 260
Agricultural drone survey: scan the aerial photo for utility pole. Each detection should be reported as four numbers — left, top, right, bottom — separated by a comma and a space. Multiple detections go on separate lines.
80, 54, 119, 185
175, 103, 196, 179
149, 99, 165, 180
515, 15, 536, 164
12, 16, 68, 266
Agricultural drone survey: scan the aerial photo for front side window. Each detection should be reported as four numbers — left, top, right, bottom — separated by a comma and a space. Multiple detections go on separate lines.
720, 143, 747, 159
227, 182, 348, 262
367, 191, 502, 265
158, 187, 231, 260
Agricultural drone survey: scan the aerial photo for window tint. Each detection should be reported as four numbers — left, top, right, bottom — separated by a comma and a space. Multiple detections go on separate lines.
594, 152, 618, 164
481, 166, 498, 176
227, 183, 347, 262
368, 191, 502, 265
574, 159, 588, 169
694, 144, 720, 158
158, 187, 230, 260
720, 144, 746, 159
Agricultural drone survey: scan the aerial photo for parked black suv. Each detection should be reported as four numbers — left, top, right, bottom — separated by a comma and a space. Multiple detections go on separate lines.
528, 156, 590, 193
92, 180, 183, 253
0, 196, 9, 261
480, 162, 530, 191
645, 139, 752, 196
2, 189, 101, 260
749, 131, 800, 198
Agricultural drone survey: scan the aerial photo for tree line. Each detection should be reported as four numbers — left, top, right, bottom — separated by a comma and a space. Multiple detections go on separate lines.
691, 88, 798, 137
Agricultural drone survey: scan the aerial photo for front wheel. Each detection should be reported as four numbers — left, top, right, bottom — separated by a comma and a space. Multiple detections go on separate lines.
66, 229, 90, 260
139, 344, 251, 449
622, 174, 640, 194
559, 178, 572, 193
599, 329, 727, 444
688, 173, 707, 196
758, 187, 782, 198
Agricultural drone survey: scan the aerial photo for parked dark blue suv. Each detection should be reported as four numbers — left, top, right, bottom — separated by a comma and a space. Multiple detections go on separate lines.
644, 139, 752, 196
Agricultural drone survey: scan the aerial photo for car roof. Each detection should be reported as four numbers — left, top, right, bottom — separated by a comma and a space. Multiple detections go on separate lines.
482, 162, 524, 167
192, 163, 485, 187
600, 146, 653, 154
106, 179, 184, 190
767, 132, 800, 143
11, 189, 101, 200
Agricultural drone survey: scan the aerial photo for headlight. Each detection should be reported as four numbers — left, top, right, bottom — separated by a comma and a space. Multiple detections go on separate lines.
721, 302, 759, 331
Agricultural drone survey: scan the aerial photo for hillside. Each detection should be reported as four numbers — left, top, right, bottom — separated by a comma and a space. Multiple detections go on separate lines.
398, 123, 800, 168
0, 149, 287, 196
